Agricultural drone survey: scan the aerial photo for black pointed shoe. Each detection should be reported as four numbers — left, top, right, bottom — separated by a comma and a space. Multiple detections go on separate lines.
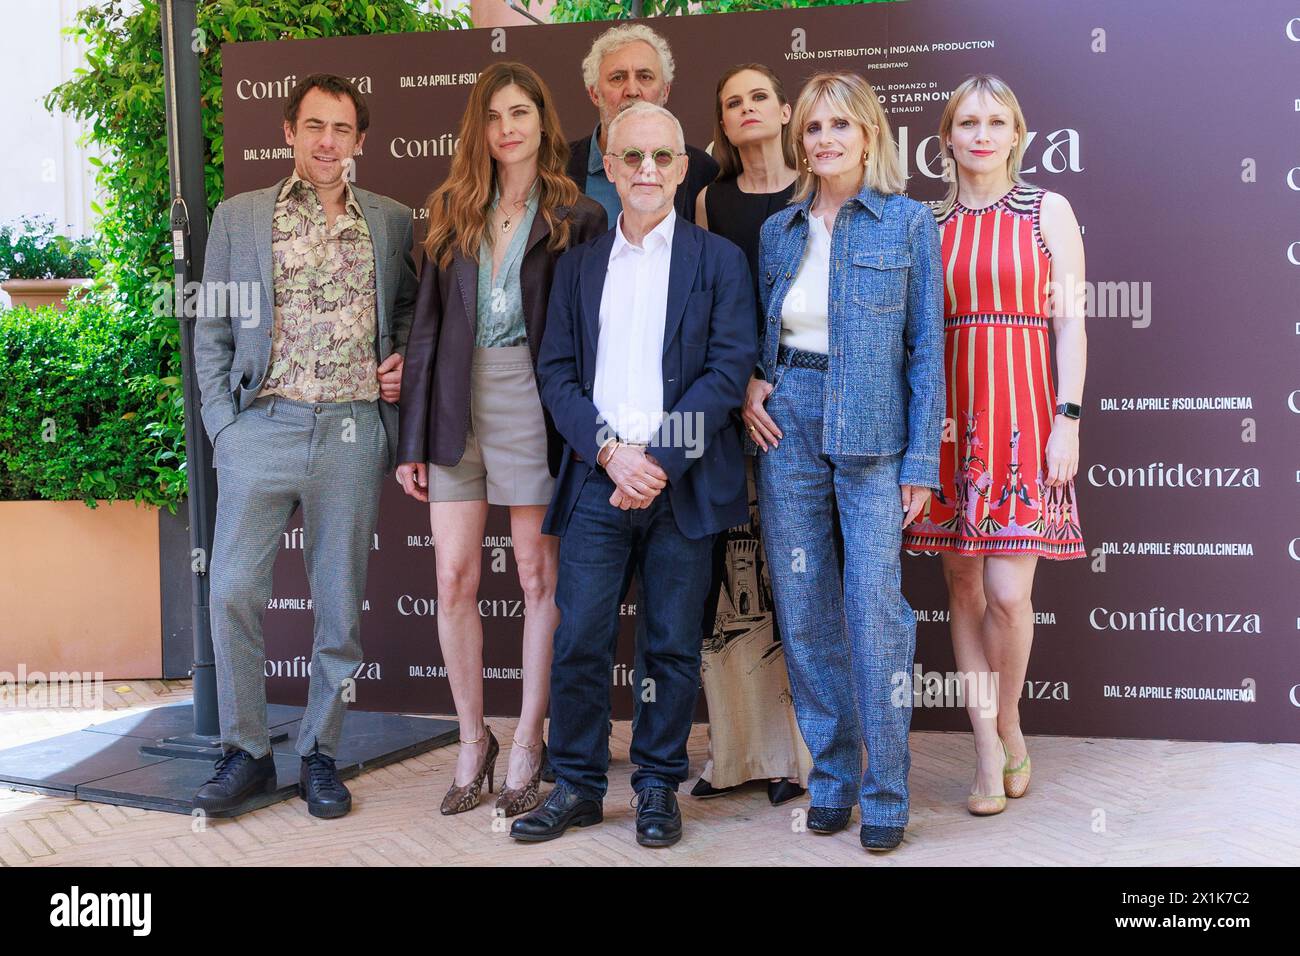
300, 750, 352, 819
510, 784, 603, 843
860, 824, 905, 851
807, 805, 853, 834
767, 779, 806, 806
193, 749, 278, 815
634, 786, 682, 848
690, 778, 740, 799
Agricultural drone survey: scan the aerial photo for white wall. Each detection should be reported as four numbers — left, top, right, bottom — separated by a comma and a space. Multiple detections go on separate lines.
0, 0, 99, 236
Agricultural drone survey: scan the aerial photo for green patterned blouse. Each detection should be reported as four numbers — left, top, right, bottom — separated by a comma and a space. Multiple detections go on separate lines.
475, 186, 538, 349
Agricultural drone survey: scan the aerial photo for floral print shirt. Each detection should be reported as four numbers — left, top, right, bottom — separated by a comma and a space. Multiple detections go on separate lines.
261, 171, 379, 403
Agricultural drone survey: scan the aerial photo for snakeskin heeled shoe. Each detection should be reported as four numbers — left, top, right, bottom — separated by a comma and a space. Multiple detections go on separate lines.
440, 725, 499, 815
494, 740, 546, 818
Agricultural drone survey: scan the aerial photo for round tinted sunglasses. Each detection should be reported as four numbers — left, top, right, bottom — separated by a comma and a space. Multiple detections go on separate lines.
606, 147, 685, 169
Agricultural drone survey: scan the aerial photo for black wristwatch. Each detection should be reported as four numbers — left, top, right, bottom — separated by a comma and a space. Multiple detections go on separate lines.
1056, 402, 1082, 420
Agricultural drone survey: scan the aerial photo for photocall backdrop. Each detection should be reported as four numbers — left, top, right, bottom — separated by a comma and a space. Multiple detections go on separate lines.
219, 0, 1300, 743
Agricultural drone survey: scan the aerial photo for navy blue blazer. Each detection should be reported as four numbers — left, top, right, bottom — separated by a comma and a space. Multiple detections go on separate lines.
536, 216, 758, 540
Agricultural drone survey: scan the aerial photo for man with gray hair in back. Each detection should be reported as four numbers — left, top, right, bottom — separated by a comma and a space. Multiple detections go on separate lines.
567, 22, 718, 226
547, 22, 721, 789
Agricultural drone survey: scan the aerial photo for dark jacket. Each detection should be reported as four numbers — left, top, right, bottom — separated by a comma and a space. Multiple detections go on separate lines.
536, 216, 758, 540
566, 131, 718, 224
396, 194, 607, 475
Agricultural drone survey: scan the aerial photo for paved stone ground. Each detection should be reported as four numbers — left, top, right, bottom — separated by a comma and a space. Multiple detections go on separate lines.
2, 680, 1296, 866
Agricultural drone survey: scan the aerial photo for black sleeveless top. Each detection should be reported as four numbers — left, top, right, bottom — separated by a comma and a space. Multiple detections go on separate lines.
704, 175, 796, 331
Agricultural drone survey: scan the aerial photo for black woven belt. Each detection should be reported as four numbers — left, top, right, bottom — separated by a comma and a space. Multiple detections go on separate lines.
777, 345, 829, 371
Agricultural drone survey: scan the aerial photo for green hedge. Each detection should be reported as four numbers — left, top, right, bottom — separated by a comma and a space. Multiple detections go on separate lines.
0, 300, 177, 507
40, 0, 470, 509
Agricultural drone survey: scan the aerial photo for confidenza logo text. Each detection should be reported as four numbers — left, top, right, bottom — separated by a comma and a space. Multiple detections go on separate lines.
1089, 607, 1261, 633
235, 75, 373, 98
1087, 463, 1261, 487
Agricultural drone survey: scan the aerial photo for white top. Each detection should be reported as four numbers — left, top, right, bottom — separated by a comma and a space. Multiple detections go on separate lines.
594, 210, 675, 445
779, 211, 831, 355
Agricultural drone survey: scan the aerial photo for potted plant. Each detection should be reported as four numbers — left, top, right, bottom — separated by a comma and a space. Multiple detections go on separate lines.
0, 216, 98, 311
0, 299, 177, 679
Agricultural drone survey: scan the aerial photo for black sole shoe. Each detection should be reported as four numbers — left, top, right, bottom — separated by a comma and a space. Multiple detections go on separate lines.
636, 828, 681, 848
194, 773, 278, 815
860, 825, 905, 851
634, 787, 682, 848
509, 805, 603, 843
807, 805, 853, 834
300, 752, 352, 820
193, 750, 279, 815
767, 780, 806, 806
690, 778, 740, 799
303, 793, 352, 819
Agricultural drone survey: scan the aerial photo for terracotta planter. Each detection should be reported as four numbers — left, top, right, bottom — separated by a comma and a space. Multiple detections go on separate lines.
1, 277, 91, 311
0, 500, 162, 680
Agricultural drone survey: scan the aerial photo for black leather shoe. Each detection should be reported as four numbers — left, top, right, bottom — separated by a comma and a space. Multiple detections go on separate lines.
690, 777, 740, 799
300, 750, 352, 819
634, 786, 682, 848
807, 805, 852, 834
860, 824, 905, 851
510, 784, 603, 843
767, 779, 805, 806
193, 749, 278, 815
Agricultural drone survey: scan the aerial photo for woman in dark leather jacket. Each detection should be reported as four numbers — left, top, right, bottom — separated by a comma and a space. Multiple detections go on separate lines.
395, 62, 606, 819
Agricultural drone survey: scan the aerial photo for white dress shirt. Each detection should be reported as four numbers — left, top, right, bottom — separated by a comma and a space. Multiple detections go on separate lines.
594, 210, 676, 444
779, 210, 831, 355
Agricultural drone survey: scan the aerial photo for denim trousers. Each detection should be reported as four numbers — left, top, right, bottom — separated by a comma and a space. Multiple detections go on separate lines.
548, 470, 716, 802
755, 364, 916, 827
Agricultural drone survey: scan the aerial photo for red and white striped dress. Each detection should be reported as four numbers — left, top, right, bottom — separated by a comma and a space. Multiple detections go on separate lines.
903, 183, 1084, 559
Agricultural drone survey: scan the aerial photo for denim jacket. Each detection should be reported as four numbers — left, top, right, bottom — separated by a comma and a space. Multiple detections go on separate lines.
757, 183, 945, 488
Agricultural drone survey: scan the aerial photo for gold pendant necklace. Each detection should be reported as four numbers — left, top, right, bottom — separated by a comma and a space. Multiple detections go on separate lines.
499, 195, 525, 233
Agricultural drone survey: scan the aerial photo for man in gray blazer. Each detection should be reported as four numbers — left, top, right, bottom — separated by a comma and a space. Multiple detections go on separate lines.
192, 74, 417, 819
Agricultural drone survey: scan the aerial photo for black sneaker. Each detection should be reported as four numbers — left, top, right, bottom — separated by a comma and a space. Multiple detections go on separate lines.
634, 786, 682, 848
300, 750, 352, 819
193, 749, 278, 815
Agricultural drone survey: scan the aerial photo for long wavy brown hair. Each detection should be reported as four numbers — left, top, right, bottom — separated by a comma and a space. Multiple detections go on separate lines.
423, 62, 578, 269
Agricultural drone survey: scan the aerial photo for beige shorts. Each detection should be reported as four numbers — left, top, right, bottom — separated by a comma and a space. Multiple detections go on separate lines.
428, 345, 555, 507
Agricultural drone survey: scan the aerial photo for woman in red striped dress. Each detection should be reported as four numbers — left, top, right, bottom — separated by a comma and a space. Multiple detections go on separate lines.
902, 75, 1087, 815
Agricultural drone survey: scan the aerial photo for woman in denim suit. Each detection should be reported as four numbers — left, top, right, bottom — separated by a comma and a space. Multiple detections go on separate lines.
744, 72, 944, 852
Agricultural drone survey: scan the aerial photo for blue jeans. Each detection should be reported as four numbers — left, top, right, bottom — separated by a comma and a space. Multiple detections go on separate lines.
548, 470, 716, 802
756, 364, 916, 827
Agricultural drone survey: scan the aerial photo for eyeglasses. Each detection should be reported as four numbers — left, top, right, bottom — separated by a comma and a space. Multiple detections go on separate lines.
606, 147, 684, 169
